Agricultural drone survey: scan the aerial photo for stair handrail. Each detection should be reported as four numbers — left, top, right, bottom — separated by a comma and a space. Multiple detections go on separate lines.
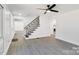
24, 16, 40, 29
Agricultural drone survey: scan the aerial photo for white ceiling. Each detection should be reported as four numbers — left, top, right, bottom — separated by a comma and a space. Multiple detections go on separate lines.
7, 4, 79, 17
7, 4, 46, 17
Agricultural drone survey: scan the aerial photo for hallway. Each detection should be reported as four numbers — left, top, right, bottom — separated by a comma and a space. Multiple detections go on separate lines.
7, 32, 79, 55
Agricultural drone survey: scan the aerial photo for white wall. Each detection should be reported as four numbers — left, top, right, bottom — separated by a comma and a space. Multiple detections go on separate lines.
14, 21, 24, 31
0, 8, 2, 37
50, 19, 56, 34
56, 10, 79, 45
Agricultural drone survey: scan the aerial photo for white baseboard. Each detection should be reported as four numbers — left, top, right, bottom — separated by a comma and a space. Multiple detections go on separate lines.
55, 36, 79, 46
25, 35, 50, 40
3, 32, 15, 55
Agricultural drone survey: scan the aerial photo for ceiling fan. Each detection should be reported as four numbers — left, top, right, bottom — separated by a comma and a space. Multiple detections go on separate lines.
37, 4, 59, 14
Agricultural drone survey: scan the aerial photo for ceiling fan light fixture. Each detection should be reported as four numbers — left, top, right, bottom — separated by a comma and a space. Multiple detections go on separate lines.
18, 13, 22, 16
47, 10, 51, 12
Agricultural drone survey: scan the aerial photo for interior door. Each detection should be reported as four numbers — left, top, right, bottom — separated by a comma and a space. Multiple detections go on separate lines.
0, 4, 4, 54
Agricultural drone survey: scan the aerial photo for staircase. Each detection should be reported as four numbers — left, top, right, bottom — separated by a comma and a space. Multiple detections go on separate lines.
24, 16, 40, 38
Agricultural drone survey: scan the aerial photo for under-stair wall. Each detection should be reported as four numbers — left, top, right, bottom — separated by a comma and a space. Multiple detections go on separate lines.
29, 15, 51, 39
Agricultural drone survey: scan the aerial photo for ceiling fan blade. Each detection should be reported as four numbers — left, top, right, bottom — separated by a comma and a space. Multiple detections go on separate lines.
49, 4, 56, 9
50, 10, 59, 12
47, 5, 50, 8
37, 8, 47, 10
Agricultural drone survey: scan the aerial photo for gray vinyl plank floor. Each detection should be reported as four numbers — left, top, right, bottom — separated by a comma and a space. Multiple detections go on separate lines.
7, 32, 79, 55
